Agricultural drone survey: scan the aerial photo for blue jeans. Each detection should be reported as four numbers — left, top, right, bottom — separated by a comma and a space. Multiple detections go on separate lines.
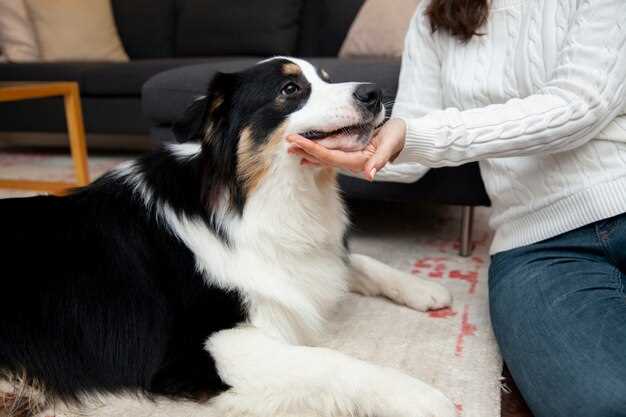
489, 213, 626, 417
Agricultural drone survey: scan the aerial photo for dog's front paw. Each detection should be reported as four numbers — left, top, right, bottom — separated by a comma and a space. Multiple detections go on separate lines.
392, 277, 452, 312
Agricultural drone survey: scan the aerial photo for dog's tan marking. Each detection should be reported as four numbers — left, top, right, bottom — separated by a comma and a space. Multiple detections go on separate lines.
210, 95, 224, 113
201, 95, 226, 143
237, 125, 285, 195
282, 63, 301, 76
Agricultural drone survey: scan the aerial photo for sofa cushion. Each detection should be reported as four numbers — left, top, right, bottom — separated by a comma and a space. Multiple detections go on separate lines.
142, 58, 399, 126
0, 0, 40, 62
142, 59, 260, 124
111, 0, 176, 59
25, 0, 129, 62
81, 58, 226, 96
175, 0, 303, 57
339, 0, 421, 58
298, 0, 365, 56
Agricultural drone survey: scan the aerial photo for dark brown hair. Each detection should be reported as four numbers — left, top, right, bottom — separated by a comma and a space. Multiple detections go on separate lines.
426, 0, 490, 42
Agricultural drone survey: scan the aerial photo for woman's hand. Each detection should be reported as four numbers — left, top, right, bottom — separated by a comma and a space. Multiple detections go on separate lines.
286, 118, 407, 181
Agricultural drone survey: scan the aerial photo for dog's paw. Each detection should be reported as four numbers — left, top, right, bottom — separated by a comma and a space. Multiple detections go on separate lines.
391, 277, 452, 312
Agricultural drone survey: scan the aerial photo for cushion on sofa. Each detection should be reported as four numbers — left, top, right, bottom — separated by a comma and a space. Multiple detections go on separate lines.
25, 0, 129, 62
111, 0, 176, 59
175, 0, 303, 57
340, 0, 421, 58
142, 59, 261, 124
81, 58, 227, 96
298, 0, 365, 56
0, 0, 40, 62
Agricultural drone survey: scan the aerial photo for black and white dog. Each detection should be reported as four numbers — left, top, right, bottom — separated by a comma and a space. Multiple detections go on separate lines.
0, 58, 454, 417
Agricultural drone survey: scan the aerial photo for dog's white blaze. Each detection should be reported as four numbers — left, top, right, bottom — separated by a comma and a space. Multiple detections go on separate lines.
281, 58, 368, 138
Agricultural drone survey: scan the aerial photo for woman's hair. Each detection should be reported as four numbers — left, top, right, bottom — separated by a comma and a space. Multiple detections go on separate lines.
426, 0, 490, 42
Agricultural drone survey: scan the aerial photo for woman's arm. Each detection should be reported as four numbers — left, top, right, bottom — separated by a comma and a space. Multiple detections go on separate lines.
396, 0, 626, 167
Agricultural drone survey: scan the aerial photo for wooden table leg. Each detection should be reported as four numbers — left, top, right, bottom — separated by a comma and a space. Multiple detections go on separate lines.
64, 84, 90, 186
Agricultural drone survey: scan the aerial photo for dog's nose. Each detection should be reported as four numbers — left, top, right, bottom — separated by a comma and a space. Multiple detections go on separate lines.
353, 84, 383, 112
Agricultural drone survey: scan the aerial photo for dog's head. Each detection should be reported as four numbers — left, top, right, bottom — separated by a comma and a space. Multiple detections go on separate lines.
173, 57, 385, 208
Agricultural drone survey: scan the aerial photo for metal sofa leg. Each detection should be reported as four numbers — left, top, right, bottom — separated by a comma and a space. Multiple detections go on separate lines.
459, 206, 475, 257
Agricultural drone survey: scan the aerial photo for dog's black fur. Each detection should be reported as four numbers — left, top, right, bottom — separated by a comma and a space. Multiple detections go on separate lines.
0, 58, 313, 402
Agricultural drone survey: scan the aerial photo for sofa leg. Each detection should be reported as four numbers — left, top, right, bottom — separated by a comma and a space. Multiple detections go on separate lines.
459, 206, 475, 257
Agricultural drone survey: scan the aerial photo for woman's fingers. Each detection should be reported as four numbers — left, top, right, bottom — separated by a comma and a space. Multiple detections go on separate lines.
363, 123, 406, 180
363, 140, 394, 179
287, 135, 368, 172
288, 146, 322, 165
286, 135, 333, 161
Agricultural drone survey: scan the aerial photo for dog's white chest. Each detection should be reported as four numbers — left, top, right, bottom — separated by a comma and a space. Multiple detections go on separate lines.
244, 249, 349, 345
165, 171, 350, 345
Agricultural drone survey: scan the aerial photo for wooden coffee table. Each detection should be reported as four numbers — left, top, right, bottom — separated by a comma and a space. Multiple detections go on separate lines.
0, 82, 90, 194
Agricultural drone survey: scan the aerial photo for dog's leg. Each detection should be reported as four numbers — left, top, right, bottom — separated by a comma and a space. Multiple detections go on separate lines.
207, 327, 456, 417
348, 254, 452, 311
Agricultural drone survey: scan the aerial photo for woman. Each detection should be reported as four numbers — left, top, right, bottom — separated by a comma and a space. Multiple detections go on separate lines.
287, 0, 626, 416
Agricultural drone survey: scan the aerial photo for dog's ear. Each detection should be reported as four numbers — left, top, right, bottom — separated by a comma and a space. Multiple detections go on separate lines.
172, 96, 209, 143
172, 72, 235, 143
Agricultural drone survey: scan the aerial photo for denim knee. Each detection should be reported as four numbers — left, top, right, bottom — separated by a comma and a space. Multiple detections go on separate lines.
489, 237, 626, 417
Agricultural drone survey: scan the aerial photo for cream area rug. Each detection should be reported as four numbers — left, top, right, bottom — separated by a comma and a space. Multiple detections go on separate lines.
0, 149, 501, 417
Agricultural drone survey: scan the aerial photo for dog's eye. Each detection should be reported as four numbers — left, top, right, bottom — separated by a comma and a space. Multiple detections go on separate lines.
281, 82, 300, 96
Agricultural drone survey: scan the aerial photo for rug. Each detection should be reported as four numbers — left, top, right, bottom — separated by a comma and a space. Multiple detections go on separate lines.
0, 150, 501, 417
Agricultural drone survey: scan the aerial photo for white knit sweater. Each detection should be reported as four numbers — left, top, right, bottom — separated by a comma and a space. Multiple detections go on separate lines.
392, 0, 626, 254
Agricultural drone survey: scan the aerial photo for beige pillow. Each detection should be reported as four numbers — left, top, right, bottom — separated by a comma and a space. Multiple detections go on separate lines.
0, 0, 40, 62
25, 0, 129, 62
339, 0, 421, 58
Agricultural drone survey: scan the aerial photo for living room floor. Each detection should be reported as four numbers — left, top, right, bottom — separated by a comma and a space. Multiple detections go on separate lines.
0, 142, 534, 417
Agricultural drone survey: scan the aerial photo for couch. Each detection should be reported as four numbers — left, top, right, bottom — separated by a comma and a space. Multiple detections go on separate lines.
0, 0, 490, 254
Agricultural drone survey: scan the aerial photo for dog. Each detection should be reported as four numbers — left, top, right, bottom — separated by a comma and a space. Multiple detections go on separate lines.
0, 57, 455, 417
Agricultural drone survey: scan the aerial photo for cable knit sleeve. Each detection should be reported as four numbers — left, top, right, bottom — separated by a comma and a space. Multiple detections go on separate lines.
395, 0, 626, 167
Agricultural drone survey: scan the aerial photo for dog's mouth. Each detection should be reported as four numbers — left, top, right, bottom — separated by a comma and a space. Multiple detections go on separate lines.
298, 120, 384, 151
300, 123, 374, 141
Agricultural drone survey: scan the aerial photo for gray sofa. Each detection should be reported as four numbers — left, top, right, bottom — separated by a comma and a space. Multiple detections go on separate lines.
0, 0, 489, 254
